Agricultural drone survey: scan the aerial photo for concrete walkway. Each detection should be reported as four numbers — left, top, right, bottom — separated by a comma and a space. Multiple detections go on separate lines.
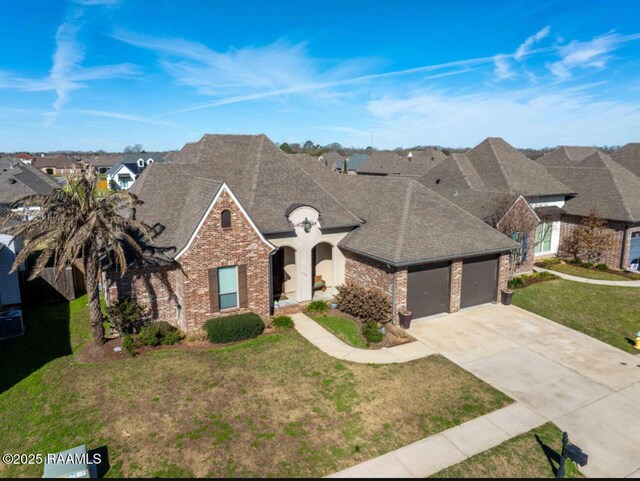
291, 312, 434, 364
535, 266, 640, 287
409, 304, 640, 478
329, 402, 545, 478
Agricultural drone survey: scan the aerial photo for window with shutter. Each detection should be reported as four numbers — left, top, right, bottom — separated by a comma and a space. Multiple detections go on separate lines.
218, 266, 239, 309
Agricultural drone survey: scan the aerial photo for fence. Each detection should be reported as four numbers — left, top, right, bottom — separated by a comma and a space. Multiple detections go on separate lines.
21, 259, 86, 305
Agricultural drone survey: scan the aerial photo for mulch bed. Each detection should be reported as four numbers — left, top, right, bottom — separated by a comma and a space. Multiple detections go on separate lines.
76, 327, 281, 364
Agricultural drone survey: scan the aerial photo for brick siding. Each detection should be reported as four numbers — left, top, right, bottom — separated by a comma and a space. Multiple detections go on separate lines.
449, 259, 462, 312
107, 189, 273, 332
497, 253, 510, 301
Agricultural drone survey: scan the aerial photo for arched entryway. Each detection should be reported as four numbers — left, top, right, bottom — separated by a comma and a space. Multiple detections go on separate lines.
312, 242, 334, 299
273, 246, 297, 304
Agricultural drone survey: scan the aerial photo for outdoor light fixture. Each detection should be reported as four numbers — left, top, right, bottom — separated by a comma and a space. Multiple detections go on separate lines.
296, 217, 315, 233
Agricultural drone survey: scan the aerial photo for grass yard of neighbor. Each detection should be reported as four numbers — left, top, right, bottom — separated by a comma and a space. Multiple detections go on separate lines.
513, 279, 640, 354
312, 315, 368, 348
543, 263, 628, 281
0, 296, 511, 478
431, 422, 584, 478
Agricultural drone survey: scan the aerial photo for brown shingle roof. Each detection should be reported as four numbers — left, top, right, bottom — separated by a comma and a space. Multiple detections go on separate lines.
356, 148, 446, 176
544, 151, 640, 222
132, 135, 362, 255
0, 157, 60, 204
295, 157, 517, 265
537, 146, 599, 167
611, 143, 640, 177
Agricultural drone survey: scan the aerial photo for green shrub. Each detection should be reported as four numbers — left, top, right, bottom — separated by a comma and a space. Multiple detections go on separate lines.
507, 277, 525, 289
538, 257, 560, 267
121, 335, 138, 356
362, 321, 384, 344
107, 298, 149, 335
335, 282, 392, 324
272, 315, 294, 329
533, 271, 558, 280
204, 313, 265, 343
139, 321, 180, 347
306, 300, 328, 313
567, 257, 583, 266
581, 261, 593, 269
595, 263, 608, 271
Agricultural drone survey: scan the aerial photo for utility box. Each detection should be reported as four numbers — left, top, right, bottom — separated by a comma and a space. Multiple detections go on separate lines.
43, 445, 97, 478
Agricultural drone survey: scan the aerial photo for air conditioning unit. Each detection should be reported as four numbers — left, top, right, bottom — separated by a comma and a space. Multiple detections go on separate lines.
0, 309, 24, 340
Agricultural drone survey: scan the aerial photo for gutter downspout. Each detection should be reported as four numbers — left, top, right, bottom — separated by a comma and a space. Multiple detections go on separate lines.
390, 266, 397, 326
268, 248, 277, 316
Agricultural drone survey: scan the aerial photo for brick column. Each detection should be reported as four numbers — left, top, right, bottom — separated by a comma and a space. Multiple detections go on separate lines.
497, 253, 510, 302
449, 259, 462, 312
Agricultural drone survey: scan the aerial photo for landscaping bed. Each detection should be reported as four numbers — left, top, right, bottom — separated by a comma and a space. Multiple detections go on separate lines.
507, 271, 558, 289
431, 422, 583, 478
536, 258, 640, 281
513, 279, 640, 354
310, 309, 413, 349
0, 295, 512, 478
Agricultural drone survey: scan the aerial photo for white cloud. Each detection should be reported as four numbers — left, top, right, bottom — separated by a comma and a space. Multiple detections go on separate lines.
514, 26, 551, 61
75, 109, 177, 126
493, 55, 515, 80
547, 32, 640, 79
365, 84, 640, 147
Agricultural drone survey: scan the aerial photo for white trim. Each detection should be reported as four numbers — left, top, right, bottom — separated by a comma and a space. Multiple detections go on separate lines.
496, 194, 540, 229
175, 182, 275, 260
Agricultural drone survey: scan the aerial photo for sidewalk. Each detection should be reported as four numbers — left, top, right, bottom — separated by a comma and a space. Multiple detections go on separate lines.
328, 402, 546, 478
291, 312, 435, 364
535, 266, 640, 287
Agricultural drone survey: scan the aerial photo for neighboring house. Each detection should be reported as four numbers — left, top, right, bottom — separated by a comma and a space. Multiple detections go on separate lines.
0, 157, 60, 306
80, 153, 123, 174
357, 147, 446, 177
106, 134, 517, 332
106, 152, 169, 190
538, 148, 640, 270
35, 154, 80, 176
14, 153, 37, 165
331, 153, 369, 174
417, 138, 575, 270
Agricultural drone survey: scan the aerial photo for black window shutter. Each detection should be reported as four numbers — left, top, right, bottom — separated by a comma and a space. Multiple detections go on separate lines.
208, 268, 219, 312
238, 265, 248, 308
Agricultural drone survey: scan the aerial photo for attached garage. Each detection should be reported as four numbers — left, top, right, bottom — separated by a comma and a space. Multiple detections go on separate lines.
460, 255, 498, 309
407, 261, 451, 318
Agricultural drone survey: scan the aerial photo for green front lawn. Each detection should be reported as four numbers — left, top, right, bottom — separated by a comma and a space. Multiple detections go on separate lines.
0, 296, 511, 478
312, 315, 368, 348
431, 423, 584, 478
513, 279, 640, 353
543, 263, 628, 281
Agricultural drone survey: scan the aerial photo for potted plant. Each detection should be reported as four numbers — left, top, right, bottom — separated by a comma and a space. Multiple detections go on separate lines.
398, 307, 413, 329
501, 288, 514, 305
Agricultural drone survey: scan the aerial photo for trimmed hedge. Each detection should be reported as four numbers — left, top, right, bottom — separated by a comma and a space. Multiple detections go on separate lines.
363, 321, 384, 344
204, 312, 265, 343
335, 282, 392, 324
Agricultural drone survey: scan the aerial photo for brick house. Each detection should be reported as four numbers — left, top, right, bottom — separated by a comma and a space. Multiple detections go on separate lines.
538, 148, 640, 270
417, 138, 575, 272
106, 134, 517, 331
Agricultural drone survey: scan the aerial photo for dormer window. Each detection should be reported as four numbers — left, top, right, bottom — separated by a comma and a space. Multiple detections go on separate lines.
221, 209, 232, 228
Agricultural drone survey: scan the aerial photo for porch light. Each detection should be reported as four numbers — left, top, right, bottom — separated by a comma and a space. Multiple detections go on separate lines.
299, 217, 314, 233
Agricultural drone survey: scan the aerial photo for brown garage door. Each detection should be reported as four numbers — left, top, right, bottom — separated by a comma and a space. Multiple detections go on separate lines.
460, 255, 498, 309
407, 261, 451, 318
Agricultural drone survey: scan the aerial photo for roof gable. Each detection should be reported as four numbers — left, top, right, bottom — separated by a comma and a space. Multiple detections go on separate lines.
611, 143, 640, 177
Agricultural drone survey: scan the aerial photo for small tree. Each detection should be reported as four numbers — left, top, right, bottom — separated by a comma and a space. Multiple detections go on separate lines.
342, 158, 348, 174
568, 211, 614, 264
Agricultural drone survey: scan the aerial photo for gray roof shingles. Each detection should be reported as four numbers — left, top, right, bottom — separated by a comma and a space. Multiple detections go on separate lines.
0, 157, 60, 204
133, 134, 516, 265
357, 148, 446, 176
611, 143, 640, 177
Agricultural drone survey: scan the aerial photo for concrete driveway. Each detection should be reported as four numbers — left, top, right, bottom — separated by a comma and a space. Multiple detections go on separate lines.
409, 303, 640, 478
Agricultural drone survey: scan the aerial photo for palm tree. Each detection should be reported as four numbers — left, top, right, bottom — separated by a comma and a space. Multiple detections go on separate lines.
0, 168, 152, 345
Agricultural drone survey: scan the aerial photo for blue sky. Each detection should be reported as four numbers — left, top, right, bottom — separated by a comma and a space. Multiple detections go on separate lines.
2, 0, 640, 151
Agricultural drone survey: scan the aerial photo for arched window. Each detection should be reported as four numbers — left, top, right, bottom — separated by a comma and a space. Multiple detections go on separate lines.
221, 209, 232, 228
